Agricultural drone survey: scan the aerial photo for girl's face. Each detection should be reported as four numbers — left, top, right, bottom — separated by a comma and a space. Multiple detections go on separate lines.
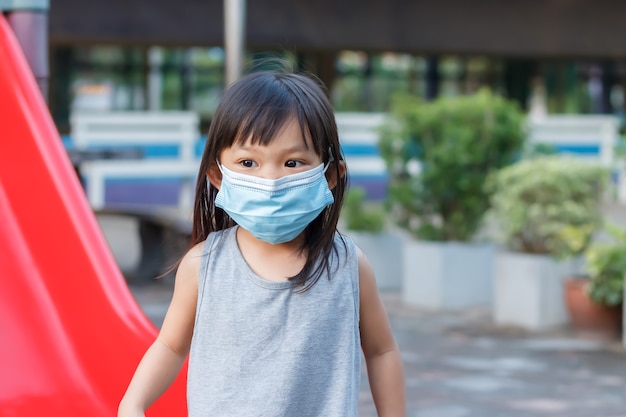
209, 118, 324, 185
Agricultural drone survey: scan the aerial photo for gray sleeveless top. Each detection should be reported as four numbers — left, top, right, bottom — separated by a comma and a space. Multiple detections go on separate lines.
187, 226, 361, 417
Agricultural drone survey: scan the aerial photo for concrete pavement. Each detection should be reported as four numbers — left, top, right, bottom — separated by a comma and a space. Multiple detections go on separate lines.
129, 281, 626, 417
100, 214, 626, 417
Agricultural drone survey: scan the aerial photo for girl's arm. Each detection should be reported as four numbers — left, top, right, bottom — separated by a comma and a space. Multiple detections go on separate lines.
118, 242, 204, 417
358, 248, 406, 417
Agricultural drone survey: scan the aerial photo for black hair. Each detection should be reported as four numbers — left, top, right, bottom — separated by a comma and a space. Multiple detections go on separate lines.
191, 68, 347, 290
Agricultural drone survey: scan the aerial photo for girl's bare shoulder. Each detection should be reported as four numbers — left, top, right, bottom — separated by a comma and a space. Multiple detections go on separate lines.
176, 241, 206, 285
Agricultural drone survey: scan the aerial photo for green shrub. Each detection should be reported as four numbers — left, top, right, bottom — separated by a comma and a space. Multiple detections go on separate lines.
379, 88, 526, 241
585, 224, 626, 306
342, 187, 385, 233
487, 156, 609, 257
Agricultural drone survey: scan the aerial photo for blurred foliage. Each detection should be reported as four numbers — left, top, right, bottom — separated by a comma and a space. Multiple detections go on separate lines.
342, 187, 386, 233
487, 156, 609, 257
614, 134, 626, 162
584, 224, 626, 306
379, 88, 526, 241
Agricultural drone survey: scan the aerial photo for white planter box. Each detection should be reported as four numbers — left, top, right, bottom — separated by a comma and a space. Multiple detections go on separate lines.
346, 231, 404, 292
402, 239, 495, 310
493, 252, 582, 330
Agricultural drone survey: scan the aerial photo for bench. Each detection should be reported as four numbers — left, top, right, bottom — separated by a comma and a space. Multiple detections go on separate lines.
70, 111, 621, 281
71, 111, 200, 211
526, 114, 626, 202
70, 111, 201, 281
526, 115, 620, 166
334, 113, 623, 201
335, 112, 388, 200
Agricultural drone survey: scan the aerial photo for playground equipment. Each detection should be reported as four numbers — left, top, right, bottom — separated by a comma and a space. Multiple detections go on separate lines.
0, 14, 186, 417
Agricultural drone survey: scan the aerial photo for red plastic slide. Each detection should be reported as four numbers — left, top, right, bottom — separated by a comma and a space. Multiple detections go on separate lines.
0, 16, 186, 417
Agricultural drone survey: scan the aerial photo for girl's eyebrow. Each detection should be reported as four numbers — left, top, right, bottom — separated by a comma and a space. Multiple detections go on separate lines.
235, 143, 310, 153
280, 143, 310, 153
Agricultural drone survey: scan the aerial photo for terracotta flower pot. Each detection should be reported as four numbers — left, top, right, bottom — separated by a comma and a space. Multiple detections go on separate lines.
563, 277, 623, 337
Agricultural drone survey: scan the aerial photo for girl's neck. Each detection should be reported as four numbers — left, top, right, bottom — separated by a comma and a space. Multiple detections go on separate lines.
235, 226, 306, 282
236, 226, 304, 252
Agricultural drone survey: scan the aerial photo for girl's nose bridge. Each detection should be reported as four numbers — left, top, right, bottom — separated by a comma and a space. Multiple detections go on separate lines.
259, 162, 283, 180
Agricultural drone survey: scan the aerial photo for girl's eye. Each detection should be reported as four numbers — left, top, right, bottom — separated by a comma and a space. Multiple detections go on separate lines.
240, 160, 257, 168
285, 160, 302, 168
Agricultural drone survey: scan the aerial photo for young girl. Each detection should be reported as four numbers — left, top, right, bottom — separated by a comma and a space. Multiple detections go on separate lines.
118, 69, 406, 417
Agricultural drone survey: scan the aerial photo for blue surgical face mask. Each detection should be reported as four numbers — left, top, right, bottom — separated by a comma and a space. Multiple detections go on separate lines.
214, 162, 334, 244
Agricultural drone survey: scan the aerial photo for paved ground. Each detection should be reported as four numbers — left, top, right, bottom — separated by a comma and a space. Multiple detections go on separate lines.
101, 214, 626, 417
129, 280, 626, 417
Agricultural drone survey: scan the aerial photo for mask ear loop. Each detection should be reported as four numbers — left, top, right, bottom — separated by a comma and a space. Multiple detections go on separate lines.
215, 159, 224, 174
323, 148, 335, 173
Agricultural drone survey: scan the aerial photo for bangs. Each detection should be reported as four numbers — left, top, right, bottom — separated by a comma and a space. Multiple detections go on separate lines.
222, 73, 327, 157
206, 71, 336, 169
234, 105, 310, 150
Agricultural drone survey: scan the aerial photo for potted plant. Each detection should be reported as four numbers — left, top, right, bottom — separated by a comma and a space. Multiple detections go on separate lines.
341, 186, 404, 292
564, 223, 625, 337
379, 88, 526, 309
487, 155, 609, 330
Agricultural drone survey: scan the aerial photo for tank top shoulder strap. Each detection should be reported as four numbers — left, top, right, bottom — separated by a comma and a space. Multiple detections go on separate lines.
334, 232, 360, 312
195, 228, 228, 323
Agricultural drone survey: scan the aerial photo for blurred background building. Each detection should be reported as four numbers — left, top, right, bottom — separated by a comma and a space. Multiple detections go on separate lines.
48, 0, 626, 133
